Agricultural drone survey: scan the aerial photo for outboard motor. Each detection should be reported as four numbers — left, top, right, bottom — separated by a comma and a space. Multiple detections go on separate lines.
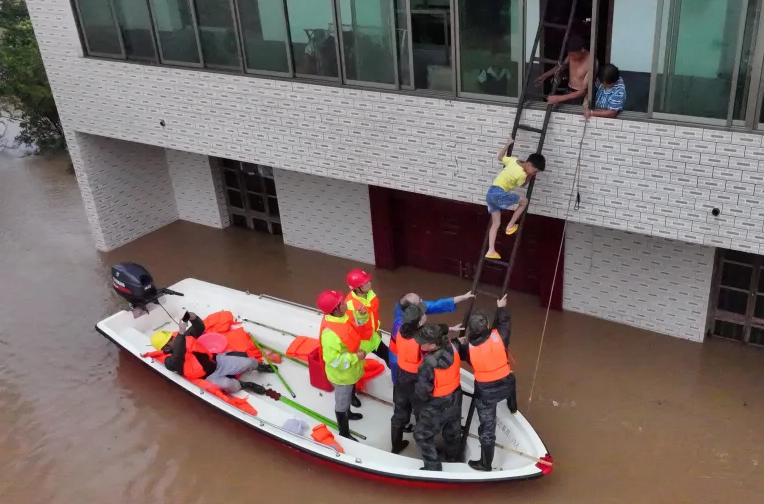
111, 262, 158, 306
111, 263, 184, 317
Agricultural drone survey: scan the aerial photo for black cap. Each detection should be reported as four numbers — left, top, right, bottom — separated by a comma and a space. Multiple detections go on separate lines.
401, 302, 426, 324
468, 312, 490, 335
414, 324, 444, 346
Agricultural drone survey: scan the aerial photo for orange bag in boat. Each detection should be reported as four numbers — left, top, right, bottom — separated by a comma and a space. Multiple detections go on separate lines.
286, 336, 320, 362
223, 327, 263, 360
191, 379, 258, 416
311, 424, 344, 453
355, 359, 386, 393
204, 311, 235, 335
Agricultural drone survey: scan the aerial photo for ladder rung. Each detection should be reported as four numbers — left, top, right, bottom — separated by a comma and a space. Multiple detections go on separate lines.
534, 57, 560, 65
516, 124, 543, 134
476, 288, 501, 299
543, 22, 568, 30
485, 257, 510, 267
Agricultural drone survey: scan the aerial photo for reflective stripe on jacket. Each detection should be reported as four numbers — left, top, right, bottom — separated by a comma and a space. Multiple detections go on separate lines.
345, 290, 381, 352
319, 314, 365, 386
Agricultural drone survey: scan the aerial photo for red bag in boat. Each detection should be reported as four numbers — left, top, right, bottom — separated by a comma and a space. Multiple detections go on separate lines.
203, 311, 235, 335
355, 359, 385, 393
308, 347, 334, 392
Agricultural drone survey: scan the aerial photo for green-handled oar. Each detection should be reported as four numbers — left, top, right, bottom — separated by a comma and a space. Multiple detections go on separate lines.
263, 388, 366, 440
247, 332, 296, 398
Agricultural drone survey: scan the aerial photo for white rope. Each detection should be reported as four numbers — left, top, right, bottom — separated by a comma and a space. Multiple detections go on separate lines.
526, 118, 588, 411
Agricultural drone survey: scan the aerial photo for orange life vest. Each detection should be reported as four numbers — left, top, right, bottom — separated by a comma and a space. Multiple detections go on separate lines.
191, 378, 258, 416
182, 336, 214, 379
311, 423, 344, 453
203, 310, 235, 334
432, 343, 461, 397
287, 336, 321, 362
468, 330, 511, 383
345, 291, 380, 341
396, 331, 423, 374
318, 315, 361, 361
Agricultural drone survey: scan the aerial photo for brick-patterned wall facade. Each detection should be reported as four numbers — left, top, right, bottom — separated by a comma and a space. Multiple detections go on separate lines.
564, 222, 715, 341
166, 149, 229, 229
273, 170, 375, 264
29, 0, 753, 340
69, 132, 177, 251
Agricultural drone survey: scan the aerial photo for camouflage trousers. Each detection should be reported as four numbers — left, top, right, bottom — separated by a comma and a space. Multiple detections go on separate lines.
413, 390, 463, 471
391, 379, 420, 429
475, 398, 500, 446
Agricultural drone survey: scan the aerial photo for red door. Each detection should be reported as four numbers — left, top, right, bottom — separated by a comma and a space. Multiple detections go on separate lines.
372, 188, 564, 310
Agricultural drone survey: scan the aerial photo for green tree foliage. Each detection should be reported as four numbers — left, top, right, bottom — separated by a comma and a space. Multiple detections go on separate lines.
0, 0, 64, 152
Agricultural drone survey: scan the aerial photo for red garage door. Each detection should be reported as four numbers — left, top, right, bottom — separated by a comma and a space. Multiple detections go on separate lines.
369, 187, 565, 310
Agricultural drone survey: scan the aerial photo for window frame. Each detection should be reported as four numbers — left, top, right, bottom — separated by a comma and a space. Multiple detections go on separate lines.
111, 0, 161, 62
335, 0, 400, 90
147, 0, 206, 68
454, 0, 525, 103
233, 0, 295, 77
284, 0, 343, 82
72, 0, 127, 59
191, 0, 246, 71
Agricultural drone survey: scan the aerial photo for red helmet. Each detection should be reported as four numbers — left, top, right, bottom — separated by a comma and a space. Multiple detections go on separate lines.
317, 290, 345, 315
346, 268, 372, 290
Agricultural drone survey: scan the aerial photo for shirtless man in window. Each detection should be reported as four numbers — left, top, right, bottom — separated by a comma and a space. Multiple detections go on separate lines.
534, 35, 594, 106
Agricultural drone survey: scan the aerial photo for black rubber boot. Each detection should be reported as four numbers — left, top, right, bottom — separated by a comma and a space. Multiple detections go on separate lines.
257, 363, 276, 373
335, 411, 358, 441
391, 426, 410, 454
468, 444, 494, 472
239, 381, 266, 395
403, 424, 414, 433
348, 410, 363, 421
351, 385, 361, 408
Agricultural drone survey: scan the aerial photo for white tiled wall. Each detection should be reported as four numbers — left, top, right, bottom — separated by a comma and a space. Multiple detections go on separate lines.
564, 222, 715, 341
166, 149, 229, 228
69, 132, 177, 251
273, 169, 375, 264
28, 0, 764, 257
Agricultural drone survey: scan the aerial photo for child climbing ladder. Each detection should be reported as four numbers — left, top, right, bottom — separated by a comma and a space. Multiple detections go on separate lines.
484, 139, 546, 259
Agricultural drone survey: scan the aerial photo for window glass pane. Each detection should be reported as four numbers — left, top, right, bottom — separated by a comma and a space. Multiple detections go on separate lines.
732, 0, 761, 120
253, 218, 270, 232
725, 249, 757, 264
149, 0, 201, 63
231, 213, 248, 227
285, 0, 339, 77
268, 197, 280, 217
395, 0, 411, 86
458, 0, 520, 98
713, 319, 745, 340
245, 172, 263, 192
193, 0, 241, 68
236, 0, 290, 73
228, 190, 244, 208
410, 0, 452, 91
720, 261, 753, 290
248, 193, 266, 212
754, 295, 764, 319
272, 222, 283, 235
717, 287, 749, 314
112, 0, 156, 60
654, 0, 747, 119
338, 0, 395, 84
76, 0, 123, 56
264, 177, 276, 196
609, 0, 659, 112
224, 170, 240, 189
749, 326, 764, 345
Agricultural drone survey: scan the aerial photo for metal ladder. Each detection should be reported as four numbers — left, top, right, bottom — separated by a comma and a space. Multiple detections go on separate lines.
456, 0, 580, 460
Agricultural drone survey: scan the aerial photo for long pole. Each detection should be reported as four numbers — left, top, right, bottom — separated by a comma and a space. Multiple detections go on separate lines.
263, 388, 366, 440
248, 332, 297, 398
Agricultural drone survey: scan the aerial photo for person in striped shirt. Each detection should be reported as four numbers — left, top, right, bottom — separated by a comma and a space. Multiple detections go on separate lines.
584, 63, 626, 119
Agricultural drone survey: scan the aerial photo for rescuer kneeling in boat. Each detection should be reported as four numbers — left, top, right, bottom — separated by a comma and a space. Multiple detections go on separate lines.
392, 303, 462, 455
317, 290, 366, 441
413, 324, 464, 471
148, 312, 274, 394
460, 294, 516, 472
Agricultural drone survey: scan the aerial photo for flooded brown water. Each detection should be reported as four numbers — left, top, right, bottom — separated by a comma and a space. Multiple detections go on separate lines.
1, 153, 763, 504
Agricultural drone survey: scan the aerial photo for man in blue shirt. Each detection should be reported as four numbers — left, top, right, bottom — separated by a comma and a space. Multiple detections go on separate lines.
584, 63, 626, 119
390, 290, 474, 384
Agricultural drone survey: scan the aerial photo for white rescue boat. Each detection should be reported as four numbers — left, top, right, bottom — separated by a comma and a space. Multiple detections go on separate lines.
97, 277, 553, 483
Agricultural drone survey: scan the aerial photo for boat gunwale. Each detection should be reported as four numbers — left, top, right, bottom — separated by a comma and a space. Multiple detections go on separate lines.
95, 284, 548, 483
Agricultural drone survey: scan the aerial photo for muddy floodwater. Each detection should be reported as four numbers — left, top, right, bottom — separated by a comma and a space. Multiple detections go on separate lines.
1, 154, 763, 504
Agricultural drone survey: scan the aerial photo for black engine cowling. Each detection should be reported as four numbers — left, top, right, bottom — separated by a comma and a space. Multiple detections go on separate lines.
111, 262, 157, 306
